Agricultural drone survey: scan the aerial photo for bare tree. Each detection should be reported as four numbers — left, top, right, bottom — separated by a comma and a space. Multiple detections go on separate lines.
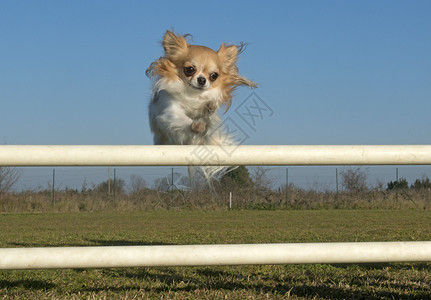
339, 167, 368, 192
251, 167, 272, 192
0, 167, 21, 196
153, 177, 169, 191
130, 174, 147, 194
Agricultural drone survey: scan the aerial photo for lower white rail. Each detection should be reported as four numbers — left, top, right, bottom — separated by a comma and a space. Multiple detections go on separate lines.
1, 242, 431, 270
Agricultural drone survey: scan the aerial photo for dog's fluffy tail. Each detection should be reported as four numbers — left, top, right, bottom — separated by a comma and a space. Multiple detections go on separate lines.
188, 165, 237, 190
188, 127, 238, 190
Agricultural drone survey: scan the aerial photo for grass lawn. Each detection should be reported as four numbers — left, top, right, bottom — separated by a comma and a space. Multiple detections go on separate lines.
1, 209, 431, 299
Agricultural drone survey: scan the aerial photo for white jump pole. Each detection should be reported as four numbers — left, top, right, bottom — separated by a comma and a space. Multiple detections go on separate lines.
1, 145, 431, 270
1, 242, 431, 270
1, 145, 431, 166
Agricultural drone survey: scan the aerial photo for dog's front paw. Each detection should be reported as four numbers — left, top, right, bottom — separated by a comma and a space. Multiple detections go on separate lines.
205, 101, 217, 115
191, 118, 206, 133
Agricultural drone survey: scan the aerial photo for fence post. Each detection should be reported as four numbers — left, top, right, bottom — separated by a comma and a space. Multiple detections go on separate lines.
108, 167, 111, 195
52, 169, 55, 206
285, 168, 289, 207
113, 168, 116, 202
229, 171, 232, 209
336, 168, 339, 205
396, 168, 399, 201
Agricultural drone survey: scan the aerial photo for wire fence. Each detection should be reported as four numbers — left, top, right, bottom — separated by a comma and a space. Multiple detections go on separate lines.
12, 165, 431, 191
1, 165, 430, 212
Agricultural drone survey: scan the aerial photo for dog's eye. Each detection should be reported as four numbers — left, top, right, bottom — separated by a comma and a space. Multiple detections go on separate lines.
209, 72, 219, 82
183, 66, 196, 77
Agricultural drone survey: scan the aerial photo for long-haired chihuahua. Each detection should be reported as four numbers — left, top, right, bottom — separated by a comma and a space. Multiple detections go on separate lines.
146, 30, 257, 183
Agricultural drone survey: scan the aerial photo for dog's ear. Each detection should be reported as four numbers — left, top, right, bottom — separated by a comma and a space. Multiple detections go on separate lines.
233, 74, 258, 88
217, 43, 239, 67
218, 43, 258, 89
162, 30, 188, 58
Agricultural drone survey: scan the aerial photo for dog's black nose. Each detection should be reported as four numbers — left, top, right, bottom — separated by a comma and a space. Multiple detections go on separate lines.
197, 77, 206, 86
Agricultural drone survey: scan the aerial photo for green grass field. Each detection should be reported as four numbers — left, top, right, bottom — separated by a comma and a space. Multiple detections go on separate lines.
1, 210, 431, 299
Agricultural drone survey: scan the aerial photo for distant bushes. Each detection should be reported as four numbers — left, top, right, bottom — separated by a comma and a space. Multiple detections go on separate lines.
387, 176, 431, 191
411, 177, 431, 190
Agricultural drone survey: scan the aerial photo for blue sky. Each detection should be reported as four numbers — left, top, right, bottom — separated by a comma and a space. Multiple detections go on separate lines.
1, 1, 430, 189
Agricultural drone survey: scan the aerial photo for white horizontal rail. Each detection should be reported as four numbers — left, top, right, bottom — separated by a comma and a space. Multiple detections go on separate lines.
1, 242, 431, 269
1, 145, 431, 166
